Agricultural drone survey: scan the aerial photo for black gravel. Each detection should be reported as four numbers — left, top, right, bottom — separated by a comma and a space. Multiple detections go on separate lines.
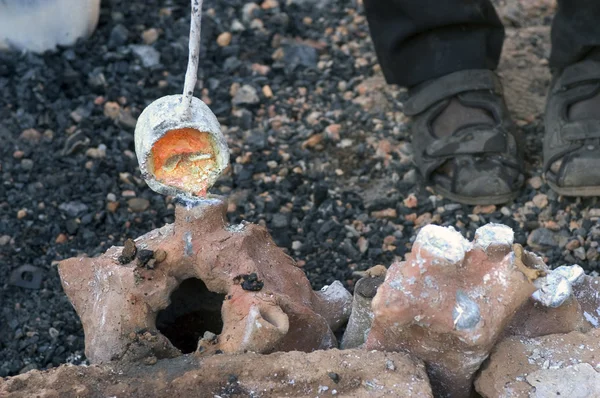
1, 0, 600, 378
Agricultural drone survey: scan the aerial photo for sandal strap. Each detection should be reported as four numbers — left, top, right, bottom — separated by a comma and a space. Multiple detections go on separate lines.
426, 126, 507, 157
544, 62, 600, 174
562, 120, 600, 141
553, 60, 600, 92
404, 69, 503, 116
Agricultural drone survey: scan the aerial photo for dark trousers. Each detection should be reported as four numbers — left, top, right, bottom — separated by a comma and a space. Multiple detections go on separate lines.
364, 0, 600, 87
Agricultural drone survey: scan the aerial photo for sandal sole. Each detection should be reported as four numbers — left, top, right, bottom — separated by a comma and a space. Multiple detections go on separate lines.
547, 179, 600, 197
434, 184, 520, 206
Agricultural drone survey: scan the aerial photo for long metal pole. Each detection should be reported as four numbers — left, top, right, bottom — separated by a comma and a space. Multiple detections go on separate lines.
179, 0, 203, 119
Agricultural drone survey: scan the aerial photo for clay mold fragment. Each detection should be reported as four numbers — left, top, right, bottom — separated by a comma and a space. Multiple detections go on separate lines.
0, 349, 433, 398
475, 329, 600, 397
58, 197, 351, 364
365, 223, 545, 398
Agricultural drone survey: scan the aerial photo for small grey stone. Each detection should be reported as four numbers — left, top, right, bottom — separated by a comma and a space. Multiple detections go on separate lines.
108, 24, 129, 48
271, 213, 289, 229
106, 193, 117, 202
0, 235, 11, 246
231, 19, 245, 32
20, 159, 34, 171
355, 276, 384, 299
130, 45, 161, 67
59, 201, 89, 217
527, 228, 558, 249
444, 203, 462, 212
242, 2, 260, 22
128, 198, 150, 213
574, 247, 587, 261
48, 327, 59, 339
283, 44, 318, 68
232, 84, 260, 105
402, 169, 417, 184
88, 68, 106, 87
66, 220, 79, 235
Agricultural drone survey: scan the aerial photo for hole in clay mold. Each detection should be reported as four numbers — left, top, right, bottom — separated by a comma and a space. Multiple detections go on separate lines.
259, 308, 285, 330
156, 278, 225, 354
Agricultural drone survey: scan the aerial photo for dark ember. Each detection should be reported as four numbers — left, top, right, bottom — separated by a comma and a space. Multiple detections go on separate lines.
238, 273, 264, 292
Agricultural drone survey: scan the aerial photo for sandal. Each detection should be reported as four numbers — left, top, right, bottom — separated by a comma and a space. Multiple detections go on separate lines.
403, 69, 525, 205
544, 60, 600, 196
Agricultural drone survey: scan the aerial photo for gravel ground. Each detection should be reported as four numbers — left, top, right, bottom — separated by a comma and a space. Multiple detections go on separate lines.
1, 0, 599, 377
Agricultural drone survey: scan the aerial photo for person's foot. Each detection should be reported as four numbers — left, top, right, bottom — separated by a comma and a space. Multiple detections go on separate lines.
544, 60, 600, 196
404, 69, 524, 205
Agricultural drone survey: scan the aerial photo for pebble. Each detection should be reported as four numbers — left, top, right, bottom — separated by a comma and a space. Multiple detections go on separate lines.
106, 202, 120, 213
357, 236, 369, 253
402, 169, 417, 184
371, 209, 397, 219
231, 19, 245, 32
106, 193, 117, 202
473, 205, 496, 215
104, 101, 121, 120
565, 240, 580, 251
532, 194, 548, 209
232, 84, 260, 105
250, 18, 264, 30
128, 198, 150, 213
19, 128, 41, 144
242, 2, 260, 22
0, 235, 11, 246
86, 144, 107, 159
403, 194, 418, 209
271, 213, 289, 229
528, 176, 543, 189
325, 124, 341, 142
59, 201, 88, 217
108, 24, 129, 48
574, 247, 587, 261
142, 28, 159, 45
16, 209, 27, 219
588, 208, 600, 218
527, 228, 558, 249
48, 328, 59, 339
20, 159, 34, 171
55, 234, 68, 244
130, 45, 161, 67
302, 134, 323, 149
261, 0, 279, 9
217, 32, 233, 47
262, 85, 273, 98
283, 44, 318, 68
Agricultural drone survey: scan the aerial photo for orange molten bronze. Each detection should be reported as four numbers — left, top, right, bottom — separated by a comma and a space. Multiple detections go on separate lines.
150, 128, 219, 196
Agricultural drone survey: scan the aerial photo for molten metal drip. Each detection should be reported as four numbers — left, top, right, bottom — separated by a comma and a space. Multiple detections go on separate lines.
150, 127, 218, 196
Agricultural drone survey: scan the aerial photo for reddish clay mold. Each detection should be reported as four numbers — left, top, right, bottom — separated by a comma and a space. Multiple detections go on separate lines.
58, 197, 351, 364
364, 224, 544, 397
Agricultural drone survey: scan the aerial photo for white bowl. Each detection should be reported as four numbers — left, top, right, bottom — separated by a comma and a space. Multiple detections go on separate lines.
0, 0, 101, 52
